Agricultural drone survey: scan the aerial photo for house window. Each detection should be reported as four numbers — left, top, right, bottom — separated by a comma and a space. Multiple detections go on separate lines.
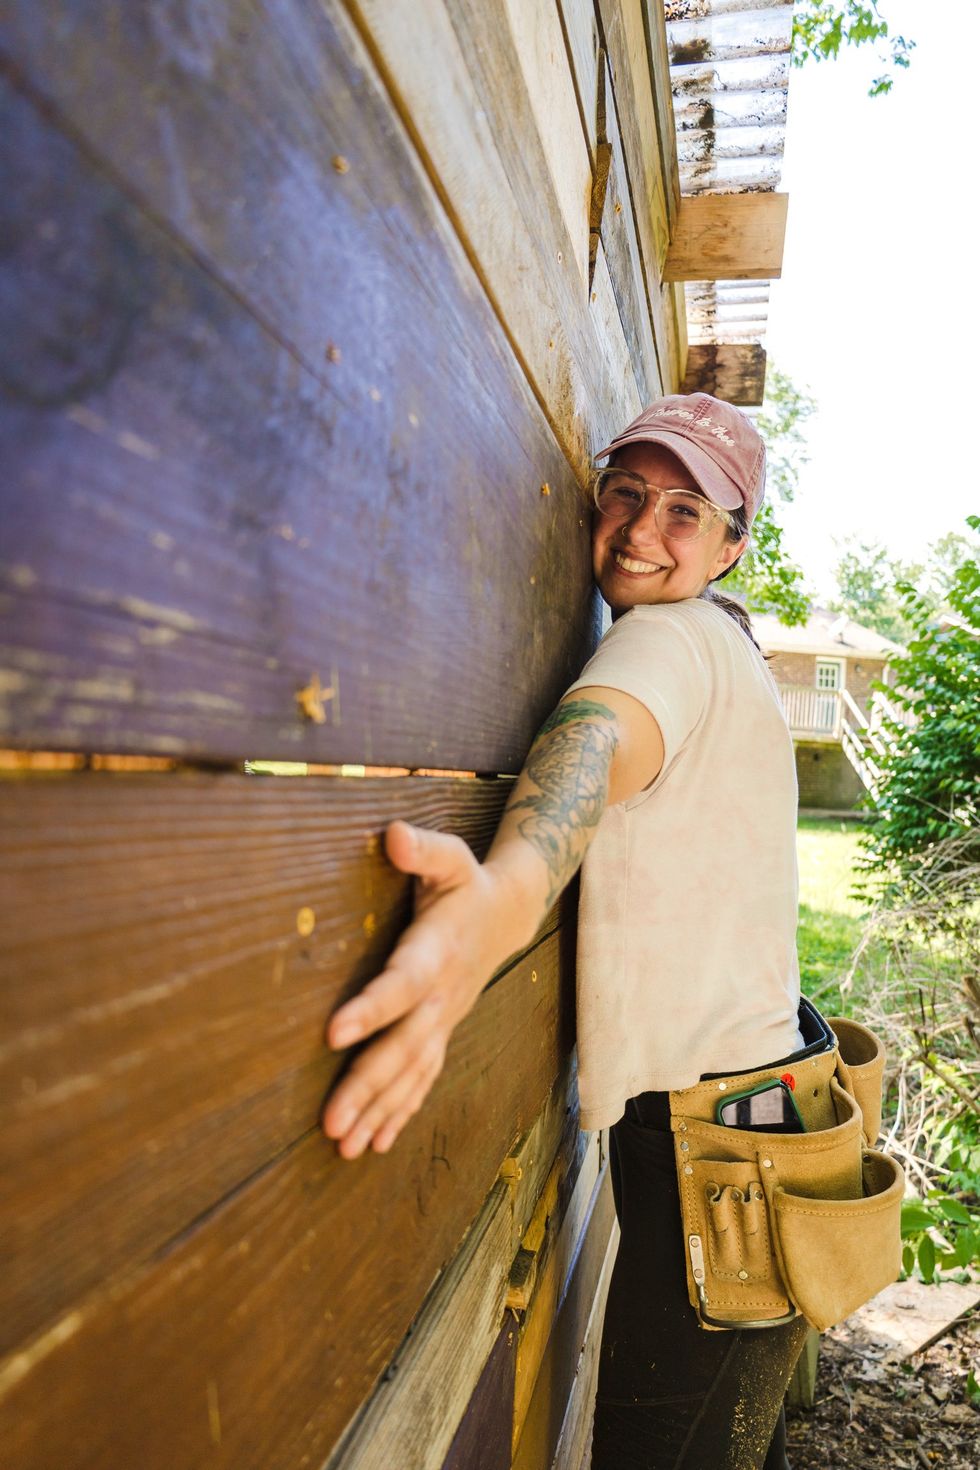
815, 659, 844, 691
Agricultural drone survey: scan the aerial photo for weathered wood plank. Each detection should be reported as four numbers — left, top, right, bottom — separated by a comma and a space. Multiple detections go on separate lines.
0, 772, 576, 1358
683, 343, 767, 405
550, 1216, 619, 1470
502, 0, 592, 290
349, 0, 646, 469
643, 0, 681, 233
512, 1167, 617, 1470
0, 923, 573, 1470
597, 0, 670, 272
596, 0, 683, 391
512, 1133, 603, 1449
557, 0, 602, 165
597, 53, 664, 407
589, 242, 641, 424
0, 2, 596, 766
664, 193, 790, 282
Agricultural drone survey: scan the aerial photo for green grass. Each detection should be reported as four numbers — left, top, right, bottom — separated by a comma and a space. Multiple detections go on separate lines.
796, 816, 877, 1013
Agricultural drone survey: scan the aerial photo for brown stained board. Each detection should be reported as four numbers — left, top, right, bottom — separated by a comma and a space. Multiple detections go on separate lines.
349, 0, 647, 471
333, 1058, 581, 1470
0, 926, 574, 1470
0, 2, 597, 768
511, 1169, 618, 1470
0, 772, 578, 1358
597, 55, 664, 409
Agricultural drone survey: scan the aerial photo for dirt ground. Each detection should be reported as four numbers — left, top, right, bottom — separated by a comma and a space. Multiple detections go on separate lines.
785, 1309, 980, 1468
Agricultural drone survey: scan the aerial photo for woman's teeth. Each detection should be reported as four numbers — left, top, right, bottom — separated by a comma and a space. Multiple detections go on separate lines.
614, 551, 666, 574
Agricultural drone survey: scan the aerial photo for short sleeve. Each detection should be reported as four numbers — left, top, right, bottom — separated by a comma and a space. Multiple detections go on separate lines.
563, 605, 708, 771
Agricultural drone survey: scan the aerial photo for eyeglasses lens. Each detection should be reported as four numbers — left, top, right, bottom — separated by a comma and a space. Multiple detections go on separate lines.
593, 472, 707, 540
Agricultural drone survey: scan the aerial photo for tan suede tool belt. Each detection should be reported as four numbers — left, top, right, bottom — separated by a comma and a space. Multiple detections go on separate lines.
668, 1015, 905, 1332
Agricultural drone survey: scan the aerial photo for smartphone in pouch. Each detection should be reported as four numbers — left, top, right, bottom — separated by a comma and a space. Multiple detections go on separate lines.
716, 1079, 805, 1133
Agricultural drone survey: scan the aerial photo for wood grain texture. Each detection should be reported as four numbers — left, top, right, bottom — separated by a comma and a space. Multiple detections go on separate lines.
0, 771, 578, 1359
0, 1, 597, 767
0, 924, 573, 1470
682, 343, 767, 405
512, 1167, 617, 1470
664, 193, 790, 282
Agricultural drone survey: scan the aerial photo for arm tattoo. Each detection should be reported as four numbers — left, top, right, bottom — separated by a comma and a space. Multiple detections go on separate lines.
506, 698, 619, 908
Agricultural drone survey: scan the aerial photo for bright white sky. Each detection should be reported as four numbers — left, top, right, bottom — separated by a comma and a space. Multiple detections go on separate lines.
765, 0, 979, 601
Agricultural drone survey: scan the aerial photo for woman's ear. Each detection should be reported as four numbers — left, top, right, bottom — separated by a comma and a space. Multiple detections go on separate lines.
711, 535, 748, 580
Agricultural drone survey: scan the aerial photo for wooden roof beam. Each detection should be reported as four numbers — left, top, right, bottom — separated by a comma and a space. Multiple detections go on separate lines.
664, 193, 788, 282
682, 343, 767, 406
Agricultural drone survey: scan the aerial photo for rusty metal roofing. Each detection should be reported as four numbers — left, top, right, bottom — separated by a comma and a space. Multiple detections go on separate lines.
663, 0, 793, 352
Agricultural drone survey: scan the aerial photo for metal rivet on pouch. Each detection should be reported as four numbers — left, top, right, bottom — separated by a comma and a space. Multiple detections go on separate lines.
679, 1122, 688, 1131
762, 1158, 773, 1168
684, 1165, 693, 1175
718, 1082, 727, 1091
680, 1141, 689, 1151
694, 1269, 704, 1282
738, 1270, 749, 1281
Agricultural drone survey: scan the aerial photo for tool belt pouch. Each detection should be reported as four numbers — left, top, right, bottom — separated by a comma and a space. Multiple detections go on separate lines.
669, 1016, 904, 1333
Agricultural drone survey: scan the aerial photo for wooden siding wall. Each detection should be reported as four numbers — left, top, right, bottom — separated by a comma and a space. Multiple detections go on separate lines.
0, 2, 681, 1466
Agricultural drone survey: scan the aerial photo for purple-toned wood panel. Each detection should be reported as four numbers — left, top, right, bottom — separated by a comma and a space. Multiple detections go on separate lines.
0, 2, 599, 768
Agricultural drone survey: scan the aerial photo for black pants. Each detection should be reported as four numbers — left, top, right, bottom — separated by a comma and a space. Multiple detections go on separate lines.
591, 1089, 809, 1470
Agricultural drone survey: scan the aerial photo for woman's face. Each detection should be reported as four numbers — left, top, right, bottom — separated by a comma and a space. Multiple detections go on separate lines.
592, 442, 746, 615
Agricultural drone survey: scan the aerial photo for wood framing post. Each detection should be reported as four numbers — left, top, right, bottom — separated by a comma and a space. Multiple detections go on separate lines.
664, 193, 789, 281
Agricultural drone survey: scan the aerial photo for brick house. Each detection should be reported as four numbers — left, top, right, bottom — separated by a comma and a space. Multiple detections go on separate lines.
752, 608, 905, 809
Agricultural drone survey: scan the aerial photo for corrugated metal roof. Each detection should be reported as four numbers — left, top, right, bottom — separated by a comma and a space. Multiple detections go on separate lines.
663, 0, 793, 352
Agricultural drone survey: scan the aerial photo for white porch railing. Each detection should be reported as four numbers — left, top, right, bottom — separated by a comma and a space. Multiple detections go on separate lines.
776, 683, 909, 799
776, 683, 841, 738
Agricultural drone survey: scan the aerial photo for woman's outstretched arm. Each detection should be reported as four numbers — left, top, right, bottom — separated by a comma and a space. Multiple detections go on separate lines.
321, 686, 663, 1158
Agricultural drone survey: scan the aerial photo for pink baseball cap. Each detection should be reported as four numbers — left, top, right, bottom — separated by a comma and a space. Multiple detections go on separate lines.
594, 392, 767, 525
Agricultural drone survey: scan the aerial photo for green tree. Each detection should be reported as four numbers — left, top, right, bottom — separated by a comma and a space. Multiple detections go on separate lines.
724, 365, 813, 625
829, 539, 918, 643
792, 2, 915, 97
855, 517, 980, 903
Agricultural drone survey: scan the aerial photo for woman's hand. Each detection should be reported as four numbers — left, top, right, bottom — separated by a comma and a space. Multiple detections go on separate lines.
321, 819, 529, 1159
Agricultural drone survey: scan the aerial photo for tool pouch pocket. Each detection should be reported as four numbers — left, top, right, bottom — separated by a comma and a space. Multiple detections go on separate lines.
671, 1018, 904, 1332
770, 1147, 904, 1331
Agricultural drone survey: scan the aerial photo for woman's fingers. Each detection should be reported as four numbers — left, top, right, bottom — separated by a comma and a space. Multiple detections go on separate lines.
322, 1001, 445, 1145
334, 1048, 442, 1159
384, 819, 476, 890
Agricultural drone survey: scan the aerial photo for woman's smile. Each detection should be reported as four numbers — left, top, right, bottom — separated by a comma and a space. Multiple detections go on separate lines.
612, 549, 670, 576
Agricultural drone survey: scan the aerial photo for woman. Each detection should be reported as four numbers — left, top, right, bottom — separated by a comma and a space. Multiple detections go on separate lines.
322, 392, 812, 1468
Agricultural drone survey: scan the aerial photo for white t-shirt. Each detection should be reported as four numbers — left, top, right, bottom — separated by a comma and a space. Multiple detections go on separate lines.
566, 597, 803, 1131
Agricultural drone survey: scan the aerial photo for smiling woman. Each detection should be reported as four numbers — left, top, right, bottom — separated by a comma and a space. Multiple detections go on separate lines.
323, 392, 822, 1470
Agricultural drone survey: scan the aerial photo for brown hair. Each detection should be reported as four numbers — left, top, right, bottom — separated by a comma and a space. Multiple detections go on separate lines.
699, 505, 764, 654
